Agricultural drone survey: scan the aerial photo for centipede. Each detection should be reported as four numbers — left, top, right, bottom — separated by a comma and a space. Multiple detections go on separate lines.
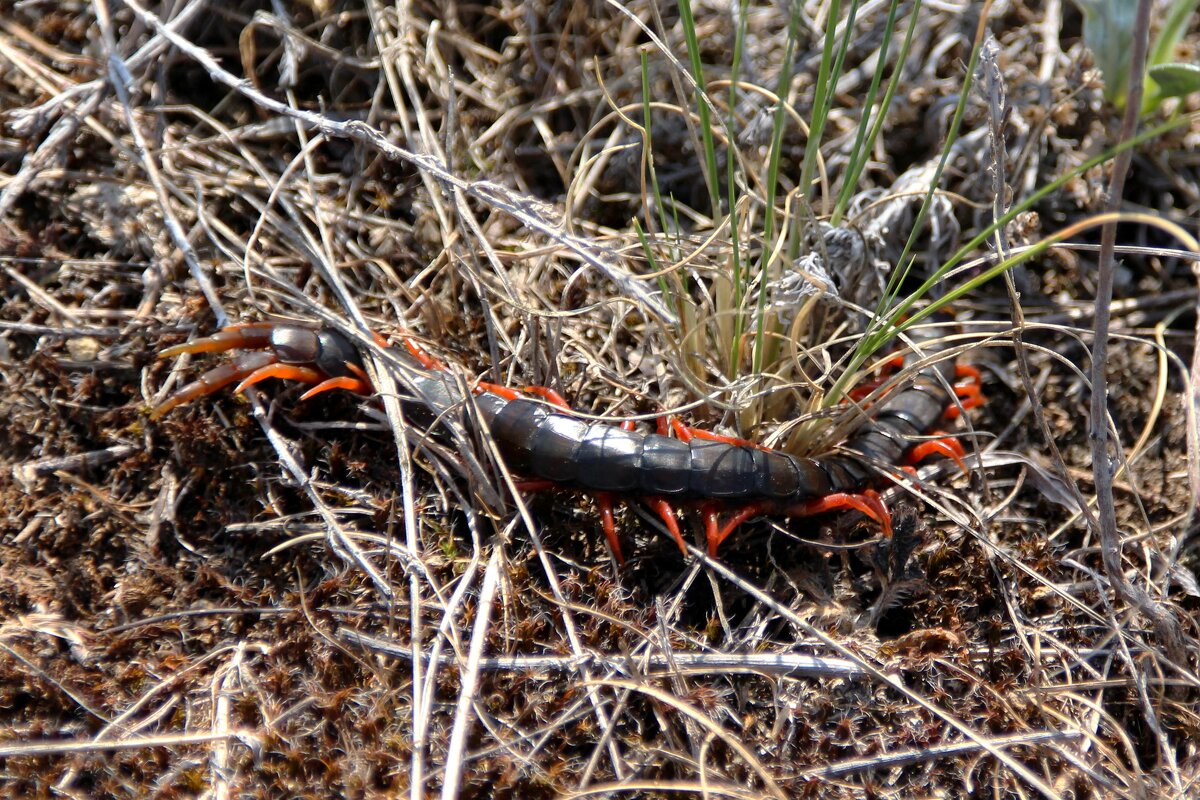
152, 318, 983, 563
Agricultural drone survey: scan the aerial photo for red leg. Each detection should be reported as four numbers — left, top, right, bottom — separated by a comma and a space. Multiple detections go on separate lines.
708, 490, 895, 556
473, 380, 575, 410
943, 388, 984, 418
232, 363, 324, 395
709, 501, 770, 556
955, 364, 982, 383
848, 382, 882, 402
906, 434, 968, 473
955, 382, 985, 408
645, 496, 688, 556
785, 489, 892, 537
521, 385, 572, 410
944, 364, 985, 418
296, 361, 375, 401
475, 378, 574, 412
668, 416, 769, 452
681, 426, 766, 449
848, 353, 906, 401
399, 329, 446, 370
299, 375, 373, 401
476, 381, 522, 401
594, 491, 625, 565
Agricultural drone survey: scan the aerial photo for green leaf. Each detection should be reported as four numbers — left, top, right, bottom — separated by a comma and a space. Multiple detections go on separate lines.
1149, 63, 1200, 99
1072, 0, 1137, 107
1148, 0, 1200, 70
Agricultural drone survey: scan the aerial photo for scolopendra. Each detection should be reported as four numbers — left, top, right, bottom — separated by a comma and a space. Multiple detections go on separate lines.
151, 318, 983, 562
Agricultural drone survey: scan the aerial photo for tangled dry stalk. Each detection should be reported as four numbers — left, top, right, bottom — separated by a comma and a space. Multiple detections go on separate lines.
2, 1, 1199, 798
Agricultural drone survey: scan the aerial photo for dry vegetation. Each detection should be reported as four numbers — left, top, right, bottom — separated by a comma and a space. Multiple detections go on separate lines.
2, 0, 1200, 797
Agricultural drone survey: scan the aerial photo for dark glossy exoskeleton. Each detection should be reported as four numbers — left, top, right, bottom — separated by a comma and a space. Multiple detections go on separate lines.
154, 319, 981, 560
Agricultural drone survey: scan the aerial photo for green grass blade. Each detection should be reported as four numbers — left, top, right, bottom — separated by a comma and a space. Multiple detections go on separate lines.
678, 0, 721, 216
797, 0, 843, 204
725, 0, 750, 375
831, 0, 916, 225
641, 51, 674, 245
752, 4, 803, 373
871, 20, 986, 324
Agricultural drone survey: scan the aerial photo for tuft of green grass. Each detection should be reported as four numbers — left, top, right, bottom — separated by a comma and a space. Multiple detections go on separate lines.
652, 0, 1200, 437
656, 0, 950, 429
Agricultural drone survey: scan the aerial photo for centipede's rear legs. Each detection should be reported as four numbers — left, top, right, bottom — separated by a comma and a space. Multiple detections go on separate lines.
695, 358, 990, 556
151, 323, 374, 419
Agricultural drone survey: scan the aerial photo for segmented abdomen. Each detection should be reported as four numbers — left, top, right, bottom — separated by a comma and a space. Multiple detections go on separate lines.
409, 335, 957, 504
480, 396, 832, 500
